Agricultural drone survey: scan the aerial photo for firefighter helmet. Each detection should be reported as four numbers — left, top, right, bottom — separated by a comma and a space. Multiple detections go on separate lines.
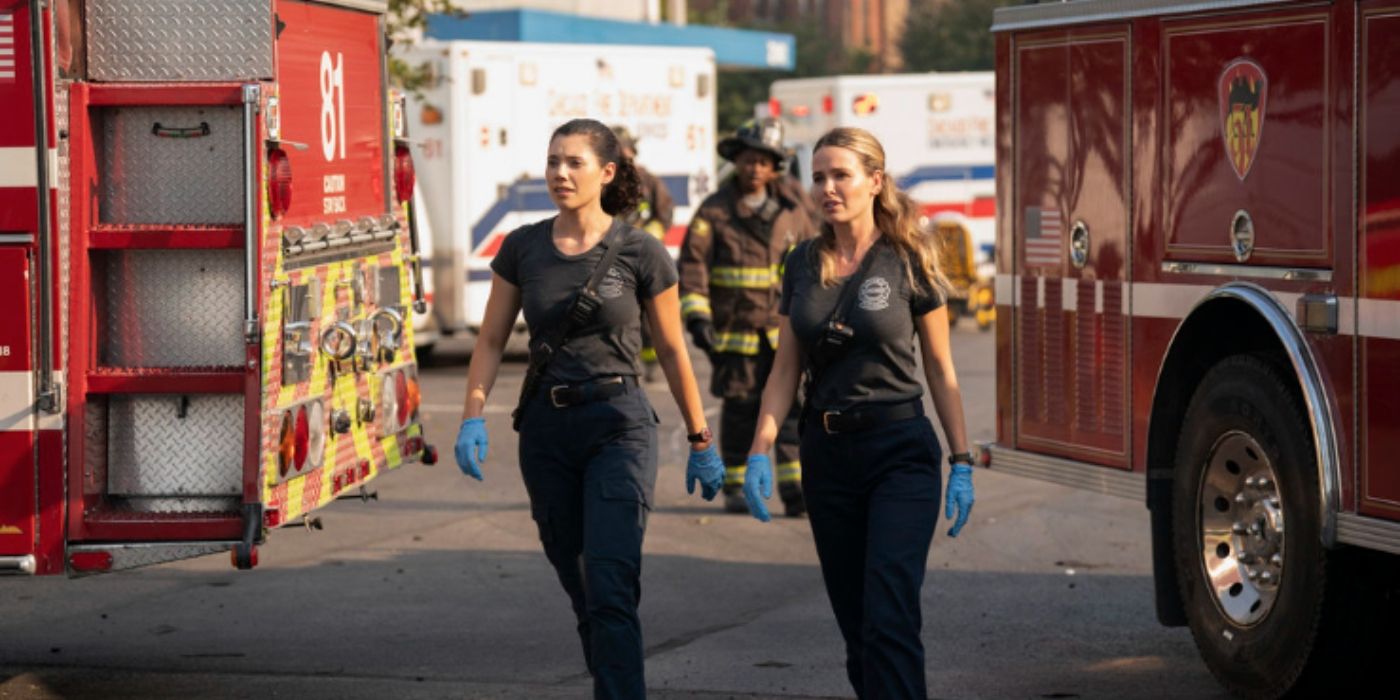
718, 118, 787, 167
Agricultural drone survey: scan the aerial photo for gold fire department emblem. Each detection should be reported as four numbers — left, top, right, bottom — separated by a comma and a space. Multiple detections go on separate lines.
1219, 58, 1267, 181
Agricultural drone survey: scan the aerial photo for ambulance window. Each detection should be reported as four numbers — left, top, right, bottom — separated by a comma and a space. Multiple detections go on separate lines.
471, 68, 487, 95
697, 74, 710, 99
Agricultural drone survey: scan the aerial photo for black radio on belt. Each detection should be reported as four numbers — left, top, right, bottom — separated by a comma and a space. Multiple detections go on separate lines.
567, 288, 603, 328
821, 320, 855, 350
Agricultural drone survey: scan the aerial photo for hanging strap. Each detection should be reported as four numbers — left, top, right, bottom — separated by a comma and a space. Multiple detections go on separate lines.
512, 222, 627, 431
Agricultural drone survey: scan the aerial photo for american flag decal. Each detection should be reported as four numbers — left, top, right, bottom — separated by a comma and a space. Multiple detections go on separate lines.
1024, 206, 1062, 266
0, 11, 15, 82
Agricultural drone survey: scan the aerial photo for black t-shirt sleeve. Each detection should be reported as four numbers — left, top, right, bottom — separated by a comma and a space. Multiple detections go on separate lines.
910, 273, 944, 317
635, 232, 679, 299
490, 224, 526, 285
779, 241, 809, 316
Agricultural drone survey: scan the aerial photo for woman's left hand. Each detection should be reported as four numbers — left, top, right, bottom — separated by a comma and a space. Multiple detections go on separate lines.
685, 444, 725, 501
945, 463, 975, 536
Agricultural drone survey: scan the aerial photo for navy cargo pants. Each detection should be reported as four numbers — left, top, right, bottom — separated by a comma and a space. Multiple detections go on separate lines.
518, 378, 658, 700
800, 411, 943, 700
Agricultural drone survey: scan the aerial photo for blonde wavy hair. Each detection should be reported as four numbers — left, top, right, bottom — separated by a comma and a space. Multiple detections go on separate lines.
811, 127, 951, 300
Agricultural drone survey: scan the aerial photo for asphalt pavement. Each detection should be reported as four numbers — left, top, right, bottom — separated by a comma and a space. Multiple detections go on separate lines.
0, 324, 1229, 699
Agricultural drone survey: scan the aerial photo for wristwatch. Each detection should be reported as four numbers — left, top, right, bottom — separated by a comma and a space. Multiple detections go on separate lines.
687, 427, 713, 444
948, 452, 974, 466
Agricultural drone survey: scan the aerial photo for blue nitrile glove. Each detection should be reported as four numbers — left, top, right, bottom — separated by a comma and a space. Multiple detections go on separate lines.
945, 463, 975, 537
743, 454, 773, 523
685, 444, 725, 501
454, 418, 488, 481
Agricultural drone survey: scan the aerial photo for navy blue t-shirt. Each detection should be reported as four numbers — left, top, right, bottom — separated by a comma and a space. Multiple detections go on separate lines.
780, 239, 944, 411
492, 217, 679, 383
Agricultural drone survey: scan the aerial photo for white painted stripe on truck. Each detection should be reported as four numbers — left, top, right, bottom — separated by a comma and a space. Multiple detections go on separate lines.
0, 371, 34, 432
0, 147, 57, 188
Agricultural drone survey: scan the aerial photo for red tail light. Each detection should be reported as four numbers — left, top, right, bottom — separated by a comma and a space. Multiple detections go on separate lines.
395, 370, 411, 428
394, 144, 415, 204
405, 373, 421, 420
70, 551, 114, 572
268, 148, 293, 219
277, 411, 295, 477
768, 98, 781, 117
293, 405, 310, 470
821, 94, 834, 114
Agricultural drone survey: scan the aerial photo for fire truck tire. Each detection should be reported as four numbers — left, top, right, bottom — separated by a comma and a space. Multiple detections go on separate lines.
1171, 354, 1326, 699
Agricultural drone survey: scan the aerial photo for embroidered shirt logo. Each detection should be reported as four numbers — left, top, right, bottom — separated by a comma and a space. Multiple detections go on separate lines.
858, 277, 891, 311
598, 266, 627, 299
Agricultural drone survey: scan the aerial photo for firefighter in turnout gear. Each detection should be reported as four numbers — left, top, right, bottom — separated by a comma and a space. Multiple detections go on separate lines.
614, 125, 675, 383
679, 118, 817, 515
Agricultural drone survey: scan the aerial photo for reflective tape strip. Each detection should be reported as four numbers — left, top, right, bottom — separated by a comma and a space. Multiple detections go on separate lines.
776, 461, 801, 481
724, 465, 746, 485
639, 346, 658, 362
0, 147, 58, 189
711, 265, 779, 289
765, 327, 780, 350
680, 293, 712, 318
714, 331, 761, 355
0, 371, 34, 432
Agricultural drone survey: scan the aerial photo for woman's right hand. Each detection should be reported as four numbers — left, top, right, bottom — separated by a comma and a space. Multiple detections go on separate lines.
454, 418, 489, 480
742, 454, 773, 522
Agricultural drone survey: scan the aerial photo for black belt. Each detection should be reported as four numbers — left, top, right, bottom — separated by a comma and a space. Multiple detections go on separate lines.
545, 375, 634, 408
816, 399, 924, 434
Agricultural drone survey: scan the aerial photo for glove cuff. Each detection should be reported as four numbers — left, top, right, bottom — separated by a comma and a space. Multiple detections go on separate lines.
462, 417, 486, 427
950, 463, 974, 476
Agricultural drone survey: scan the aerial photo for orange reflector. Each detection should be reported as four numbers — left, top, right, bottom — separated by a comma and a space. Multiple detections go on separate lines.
277, 411, 295, 478
69, 551, 114, 572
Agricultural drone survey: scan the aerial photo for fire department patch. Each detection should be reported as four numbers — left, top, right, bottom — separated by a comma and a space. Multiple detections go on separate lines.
1219, 58, 1268, 181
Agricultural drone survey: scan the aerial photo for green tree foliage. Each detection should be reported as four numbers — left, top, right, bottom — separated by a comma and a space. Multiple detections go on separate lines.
707, 17, 871, 135
386, 0, 461, 92
900, 0, 1016, 73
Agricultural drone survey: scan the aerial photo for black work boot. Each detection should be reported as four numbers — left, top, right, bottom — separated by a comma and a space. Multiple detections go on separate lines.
779, 482, 806, 518
722, 488, 747, 514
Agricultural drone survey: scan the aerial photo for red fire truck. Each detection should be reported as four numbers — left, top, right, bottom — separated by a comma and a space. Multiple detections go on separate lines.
989, 0, 1400, 696
0, 0, 433, 578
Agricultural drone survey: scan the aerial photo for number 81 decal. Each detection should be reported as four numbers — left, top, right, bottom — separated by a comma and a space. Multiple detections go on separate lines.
321, 51, 346, 162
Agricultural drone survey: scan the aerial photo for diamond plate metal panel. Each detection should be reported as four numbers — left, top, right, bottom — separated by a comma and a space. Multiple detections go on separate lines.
107, 394, 244, 503
98, 250, 245, 367
69, 542, 234, 574
87, 0, 273, 82
98, 106, 245, 225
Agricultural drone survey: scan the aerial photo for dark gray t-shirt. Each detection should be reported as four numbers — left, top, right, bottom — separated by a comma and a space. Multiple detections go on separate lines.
780, 239, 944, 411
492, 217, 679, 383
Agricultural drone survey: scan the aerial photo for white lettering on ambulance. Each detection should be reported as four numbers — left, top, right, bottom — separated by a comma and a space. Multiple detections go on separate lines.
323, 174, 346, 194
548, 91, 589, 118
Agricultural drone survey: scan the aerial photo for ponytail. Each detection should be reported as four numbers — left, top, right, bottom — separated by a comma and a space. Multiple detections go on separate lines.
550, 118, 642, 217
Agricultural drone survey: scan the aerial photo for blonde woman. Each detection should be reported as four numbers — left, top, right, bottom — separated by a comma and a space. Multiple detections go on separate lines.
743, 127, 975, 698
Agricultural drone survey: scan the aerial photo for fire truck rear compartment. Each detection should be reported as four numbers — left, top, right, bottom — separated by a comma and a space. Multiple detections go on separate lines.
69, 89, 256, 543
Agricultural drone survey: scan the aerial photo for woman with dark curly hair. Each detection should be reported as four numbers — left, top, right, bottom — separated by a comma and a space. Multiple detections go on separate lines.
452, 118, 724, 698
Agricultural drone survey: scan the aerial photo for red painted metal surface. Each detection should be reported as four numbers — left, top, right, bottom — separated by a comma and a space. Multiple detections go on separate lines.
87, 226, 243, 250
999, 1, 1363, 507
85, 83, 244, 107
1009, 26, 1131, 468
1361, 2, 1400, 517
0, 1, 37, 233
274, 0, 388, 225
0, 248, 34, 556
1161, 9, 1333, 267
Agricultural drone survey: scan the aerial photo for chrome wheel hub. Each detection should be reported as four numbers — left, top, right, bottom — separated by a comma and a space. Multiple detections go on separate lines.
1198, 431, 1284, 626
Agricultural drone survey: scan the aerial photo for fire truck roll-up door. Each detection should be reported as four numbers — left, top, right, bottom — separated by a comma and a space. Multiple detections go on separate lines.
1011, 28, 1131, 469
55, 0, 425, 575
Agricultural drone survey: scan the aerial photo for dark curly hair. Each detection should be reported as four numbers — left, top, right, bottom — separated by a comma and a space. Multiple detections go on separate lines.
550, 118, 642, 217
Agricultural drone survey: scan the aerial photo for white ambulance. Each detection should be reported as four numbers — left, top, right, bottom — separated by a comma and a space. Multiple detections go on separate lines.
400, 40, 718, 337
769, 72, 996, 262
